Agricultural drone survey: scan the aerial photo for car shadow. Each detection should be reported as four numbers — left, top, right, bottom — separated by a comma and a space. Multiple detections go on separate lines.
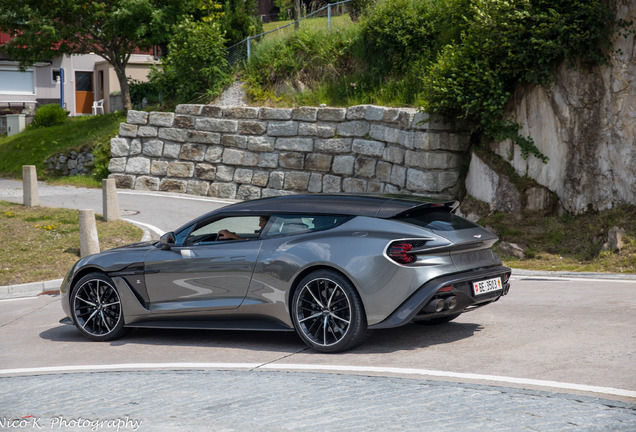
355, 322, 484, 354
40, 320, 483, 354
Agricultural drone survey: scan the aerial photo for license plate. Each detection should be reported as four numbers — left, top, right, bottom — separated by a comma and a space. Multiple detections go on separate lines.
473, 277, 502, 295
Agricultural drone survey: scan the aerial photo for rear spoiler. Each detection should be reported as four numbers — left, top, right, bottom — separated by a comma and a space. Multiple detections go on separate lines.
377, 198, 459, 218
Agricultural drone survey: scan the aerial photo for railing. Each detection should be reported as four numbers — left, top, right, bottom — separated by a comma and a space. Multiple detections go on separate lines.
226, 0, 353, 66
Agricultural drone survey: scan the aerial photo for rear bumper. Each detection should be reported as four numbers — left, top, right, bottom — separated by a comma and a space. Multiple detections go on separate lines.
369, 265, 511, 329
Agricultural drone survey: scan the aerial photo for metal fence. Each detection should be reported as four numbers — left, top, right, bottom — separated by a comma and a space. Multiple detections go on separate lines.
226, 0, 353, 67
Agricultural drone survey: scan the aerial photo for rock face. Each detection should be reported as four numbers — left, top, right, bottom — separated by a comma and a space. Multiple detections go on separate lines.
498, 241, 527, 259
465, 154, 521, 213
603, 226, 626, 252
492, 1, 636, 214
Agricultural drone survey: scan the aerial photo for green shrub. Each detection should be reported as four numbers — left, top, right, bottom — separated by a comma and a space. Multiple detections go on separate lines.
221, 0, 262, 46
32, 104, 68, 128
150, 19, 232, 104
244, 25, 359, 101
274, 0, 294, 20
129, 80, 162, 109
360, 0, 470, 73
91, 140, 111, 182
419, 0, 618, 162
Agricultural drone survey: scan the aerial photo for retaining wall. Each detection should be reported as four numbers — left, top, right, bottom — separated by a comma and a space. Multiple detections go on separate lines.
108, 105, 470, 200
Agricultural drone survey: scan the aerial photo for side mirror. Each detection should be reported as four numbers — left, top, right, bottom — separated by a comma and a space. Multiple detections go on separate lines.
160, 232, 176, 250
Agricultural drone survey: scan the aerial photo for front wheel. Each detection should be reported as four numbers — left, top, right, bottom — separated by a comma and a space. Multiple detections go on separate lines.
292, 270, 368, 353
70, 272, 127, 341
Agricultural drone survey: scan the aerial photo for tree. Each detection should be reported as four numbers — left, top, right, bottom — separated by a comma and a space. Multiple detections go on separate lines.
220, 0, 262, 46
0, 0, 195, 112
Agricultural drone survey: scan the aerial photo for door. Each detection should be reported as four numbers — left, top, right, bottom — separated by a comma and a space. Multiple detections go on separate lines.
75, 71, 94, 114
143, 215, 265, 314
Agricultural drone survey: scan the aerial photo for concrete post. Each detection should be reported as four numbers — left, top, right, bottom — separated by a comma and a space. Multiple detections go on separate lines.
22, 165, 40, 207
79, 209, 100, 257
102, 178, 121, 221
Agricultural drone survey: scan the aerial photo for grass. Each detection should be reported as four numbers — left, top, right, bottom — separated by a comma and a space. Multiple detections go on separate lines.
0, 201, 144, 286
245, 14, 426, 108
0, 112, 124, 182
47, 175, 103, 188
480, 205, 636, 274
261, 14, 352, 36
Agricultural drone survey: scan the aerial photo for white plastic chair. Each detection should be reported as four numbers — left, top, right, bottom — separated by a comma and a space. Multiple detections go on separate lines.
91, 99, 104, 115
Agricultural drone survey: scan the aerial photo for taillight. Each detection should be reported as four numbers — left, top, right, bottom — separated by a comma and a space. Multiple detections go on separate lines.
387, 242, 417, 264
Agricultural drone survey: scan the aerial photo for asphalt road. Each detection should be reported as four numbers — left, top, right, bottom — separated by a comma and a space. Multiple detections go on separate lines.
0, 179, 234, 238
1, 179, 635, 430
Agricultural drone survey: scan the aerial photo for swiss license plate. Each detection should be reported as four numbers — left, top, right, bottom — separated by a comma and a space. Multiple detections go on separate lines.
473, 277, 502, 295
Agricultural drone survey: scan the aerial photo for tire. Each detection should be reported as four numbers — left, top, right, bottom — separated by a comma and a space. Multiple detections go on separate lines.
70, 272, 127, 341
292, 270, 368, 353
415, 313, 462, 325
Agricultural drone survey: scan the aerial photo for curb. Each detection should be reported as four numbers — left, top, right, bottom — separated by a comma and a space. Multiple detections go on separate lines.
511, 268, 636, 280
0, 279, 63, 299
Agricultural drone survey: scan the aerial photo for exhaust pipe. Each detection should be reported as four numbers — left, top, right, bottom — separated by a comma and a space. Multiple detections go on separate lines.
444, 296, 457, 311
424, 298, 445, 313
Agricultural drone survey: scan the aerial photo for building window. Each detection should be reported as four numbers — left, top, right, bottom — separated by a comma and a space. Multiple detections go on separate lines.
0, 68, 35, 95
52, 69, 65, 84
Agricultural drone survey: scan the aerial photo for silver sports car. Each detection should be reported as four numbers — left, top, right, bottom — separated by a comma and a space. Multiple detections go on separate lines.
60, 194, 511, 353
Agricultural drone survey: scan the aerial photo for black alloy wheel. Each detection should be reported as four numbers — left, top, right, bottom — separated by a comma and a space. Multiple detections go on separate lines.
70, 272, 127, 341
292, 270, 367, 353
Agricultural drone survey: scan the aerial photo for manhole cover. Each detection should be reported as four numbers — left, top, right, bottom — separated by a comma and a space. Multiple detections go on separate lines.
121, 209, 140, 216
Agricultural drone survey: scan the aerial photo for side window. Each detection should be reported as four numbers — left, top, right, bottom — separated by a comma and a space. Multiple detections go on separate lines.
263, 215, 352, 238
184, 216, 262, 245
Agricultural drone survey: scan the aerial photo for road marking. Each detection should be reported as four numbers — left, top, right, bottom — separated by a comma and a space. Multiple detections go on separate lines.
122, 218, 165, 237
1, 363, 634, 399
0, 363, 259, 375
261, 364, 636, 399
0, 296, 46, 303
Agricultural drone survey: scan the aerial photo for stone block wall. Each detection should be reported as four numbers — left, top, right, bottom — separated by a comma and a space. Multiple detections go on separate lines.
108, 104, 470, 200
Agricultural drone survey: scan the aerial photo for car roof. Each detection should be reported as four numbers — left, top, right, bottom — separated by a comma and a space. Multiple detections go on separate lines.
216, 194, 458, 219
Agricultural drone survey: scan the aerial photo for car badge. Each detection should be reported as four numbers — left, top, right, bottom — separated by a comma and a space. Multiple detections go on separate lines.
474, 235, 482, 238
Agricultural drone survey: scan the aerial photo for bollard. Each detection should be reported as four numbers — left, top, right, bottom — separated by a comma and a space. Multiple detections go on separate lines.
22, 165, 40, 207
79, 209, 100, 257
102, 178, 121, 222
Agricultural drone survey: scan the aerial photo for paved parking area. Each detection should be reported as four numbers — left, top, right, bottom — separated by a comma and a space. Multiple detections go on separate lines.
2, 369, 635, 432
2, 179, 635, 430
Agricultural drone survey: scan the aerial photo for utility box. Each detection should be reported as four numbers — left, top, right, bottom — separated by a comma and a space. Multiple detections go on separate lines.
6, 114, 26, 136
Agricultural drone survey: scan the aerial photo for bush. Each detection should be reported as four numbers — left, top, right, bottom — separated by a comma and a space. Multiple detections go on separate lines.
347, 0, 373, 21
221, 0, 262, 46
150, 19, 232, 104
419, 0, 617, 162
360, 0, 470, 73
32, 104, 68, 128
129, 80, 162, 109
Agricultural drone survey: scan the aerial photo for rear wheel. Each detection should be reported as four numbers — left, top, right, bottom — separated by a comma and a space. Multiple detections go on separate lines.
415, 313, 462, 325
292, 270, 367, 353
70, 272, 127, 341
